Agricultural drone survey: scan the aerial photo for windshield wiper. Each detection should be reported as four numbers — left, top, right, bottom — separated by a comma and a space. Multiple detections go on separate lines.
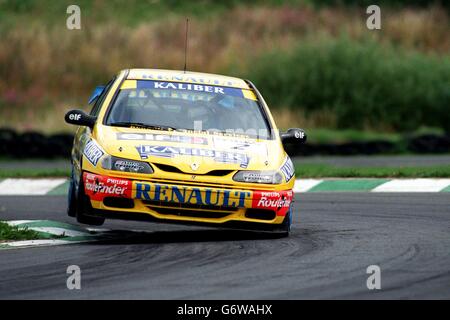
109, 122, 178, 131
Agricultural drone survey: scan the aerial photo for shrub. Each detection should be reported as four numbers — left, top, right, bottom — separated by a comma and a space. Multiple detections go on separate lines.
247, 37, 450, 132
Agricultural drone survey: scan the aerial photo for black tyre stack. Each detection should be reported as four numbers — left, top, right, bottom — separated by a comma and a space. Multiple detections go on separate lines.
0, 128, 73, 158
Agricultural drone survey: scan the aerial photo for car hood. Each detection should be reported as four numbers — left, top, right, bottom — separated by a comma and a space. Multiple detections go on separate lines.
94, 126, 285, 174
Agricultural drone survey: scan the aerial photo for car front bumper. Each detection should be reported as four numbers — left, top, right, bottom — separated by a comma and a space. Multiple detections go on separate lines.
83, 172, 294, 227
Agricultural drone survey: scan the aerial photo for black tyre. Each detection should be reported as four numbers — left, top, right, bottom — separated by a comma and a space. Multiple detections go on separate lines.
75, 174, 105, 226
277, 206, 292, 238
67, 168, 76, 217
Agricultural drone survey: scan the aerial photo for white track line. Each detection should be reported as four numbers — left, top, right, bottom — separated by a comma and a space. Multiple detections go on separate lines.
1, 178, 449, 195
28, 227, 91, 237
293, 179, 322, 193
0, 178, 66, 195
5, 220, 36, 226
2, 239, 84, 248
372, 179, 450, 192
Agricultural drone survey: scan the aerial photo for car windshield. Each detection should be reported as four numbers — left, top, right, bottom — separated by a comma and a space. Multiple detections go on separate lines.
105, 80, 272, 139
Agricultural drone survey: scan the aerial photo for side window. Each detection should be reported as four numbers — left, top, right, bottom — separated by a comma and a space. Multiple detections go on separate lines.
90, 77, 116, 116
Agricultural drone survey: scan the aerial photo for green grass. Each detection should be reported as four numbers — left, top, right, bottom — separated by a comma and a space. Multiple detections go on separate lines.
0, 168, 70, 178
0, 221, 40, 241
307, 128, 402, 144
295, 163, 450, 178
2, 164, 450, 178
306, 127, 445, 144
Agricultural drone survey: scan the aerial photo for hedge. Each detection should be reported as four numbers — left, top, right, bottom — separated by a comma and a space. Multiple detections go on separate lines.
246, 37, 450, 132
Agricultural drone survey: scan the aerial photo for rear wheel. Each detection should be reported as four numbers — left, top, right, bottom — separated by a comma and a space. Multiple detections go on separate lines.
75, 173, 105, 226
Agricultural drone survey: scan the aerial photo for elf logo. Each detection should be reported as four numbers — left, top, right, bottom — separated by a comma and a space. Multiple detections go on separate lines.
69, 113, 81, 121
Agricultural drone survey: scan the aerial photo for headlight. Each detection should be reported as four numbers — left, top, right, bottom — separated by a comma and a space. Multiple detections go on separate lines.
233, 170, 283, 184
101, 155, 153, 174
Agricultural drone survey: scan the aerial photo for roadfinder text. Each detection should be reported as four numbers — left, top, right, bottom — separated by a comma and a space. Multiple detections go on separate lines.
177, 304, 272, 317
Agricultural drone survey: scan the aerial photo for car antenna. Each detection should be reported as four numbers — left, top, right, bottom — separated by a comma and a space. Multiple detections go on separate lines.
183, 18, 189, 74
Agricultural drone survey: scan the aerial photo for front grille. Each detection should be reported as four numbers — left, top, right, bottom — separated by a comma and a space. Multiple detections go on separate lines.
150, 207, 231, 219
142, 200, 238, 212
206, 170, 234, 176
142, 199, 237, 219
245, 209, 276, 221
103, 197, 135, 209
153, 163, 184, 174
153, 163, 233, 176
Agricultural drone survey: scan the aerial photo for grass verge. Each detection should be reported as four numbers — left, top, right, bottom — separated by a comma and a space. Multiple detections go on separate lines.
0, 168, 70, 179
2, 164, 450, 178
295, 164, 450, 178
0, 221, 40, 241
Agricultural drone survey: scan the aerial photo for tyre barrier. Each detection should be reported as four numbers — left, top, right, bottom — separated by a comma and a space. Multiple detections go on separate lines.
287, 140, 398, 156
0, 128, 74, 159
0, 128, 449, 158
407, 134, 450, 154
284, 135, 450, 157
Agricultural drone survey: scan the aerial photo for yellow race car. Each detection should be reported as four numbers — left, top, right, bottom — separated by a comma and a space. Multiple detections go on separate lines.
65, 69, 306, 236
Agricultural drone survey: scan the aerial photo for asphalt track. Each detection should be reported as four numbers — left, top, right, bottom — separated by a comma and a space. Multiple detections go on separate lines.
0, 193, 449, 299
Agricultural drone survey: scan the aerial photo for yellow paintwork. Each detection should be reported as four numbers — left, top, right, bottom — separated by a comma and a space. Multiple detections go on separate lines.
77, 69, 294, 227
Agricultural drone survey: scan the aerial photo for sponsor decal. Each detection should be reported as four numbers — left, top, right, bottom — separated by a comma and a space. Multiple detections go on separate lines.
137, 80, 247, 99
280, 156, 295, 182
153, 82, 225, 94
135, 145, 250, 168
212, 137, 267, 153
83, 140, 104, 166
251, 190, 293, 216
83, 173, 132, 201
140, 74, 237, 87
113, 159, 147, 173
135, 182, 251, 208
117, 133, 207, 145
181, 130, 250, 139
68, 113, 81, 121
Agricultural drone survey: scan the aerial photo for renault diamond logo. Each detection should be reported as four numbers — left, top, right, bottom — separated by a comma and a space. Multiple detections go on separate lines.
190, 163, 199, 171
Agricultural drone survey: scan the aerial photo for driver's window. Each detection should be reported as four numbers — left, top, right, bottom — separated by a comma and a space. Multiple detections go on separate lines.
90, 77, 115, 116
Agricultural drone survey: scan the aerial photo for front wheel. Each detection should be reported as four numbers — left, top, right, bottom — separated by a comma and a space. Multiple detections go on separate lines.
67, 168, 76, 217
75, 174, 105, 226
276, 206, 292, 238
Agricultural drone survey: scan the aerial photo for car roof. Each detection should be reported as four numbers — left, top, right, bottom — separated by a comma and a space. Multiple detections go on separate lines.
126, 68, 250, 89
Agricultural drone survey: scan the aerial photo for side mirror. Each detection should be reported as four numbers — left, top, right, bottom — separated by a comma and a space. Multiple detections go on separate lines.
281, 128, 307, 145
65, 109, 97, 128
